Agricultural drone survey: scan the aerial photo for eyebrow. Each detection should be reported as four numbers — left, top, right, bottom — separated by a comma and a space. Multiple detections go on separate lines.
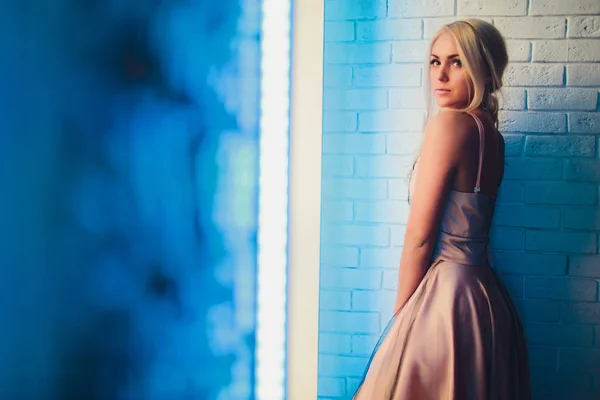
430, 53, 460, 59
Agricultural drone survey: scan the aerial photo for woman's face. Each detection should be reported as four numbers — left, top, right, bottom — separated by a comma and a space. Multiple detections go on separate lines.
429, 32, 471, 109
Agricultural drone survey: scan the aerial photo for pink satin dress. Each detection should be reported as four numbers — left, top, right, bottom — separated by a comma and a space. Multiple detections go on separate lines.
353, 113, 530, 399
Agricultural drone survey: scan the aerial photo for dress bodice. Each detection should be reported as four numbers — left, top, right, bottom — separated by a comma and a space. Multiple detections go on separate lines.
408, 113, 497, 266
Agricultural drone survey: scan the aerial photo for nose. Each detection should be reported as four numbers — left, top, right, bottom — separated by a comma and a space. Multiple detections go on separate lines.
437, 67, 449, 82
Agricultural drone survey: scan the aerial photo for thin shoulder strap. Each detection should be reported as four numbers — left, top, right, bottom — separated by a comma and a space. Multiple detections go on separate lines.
468, 113, 485, 193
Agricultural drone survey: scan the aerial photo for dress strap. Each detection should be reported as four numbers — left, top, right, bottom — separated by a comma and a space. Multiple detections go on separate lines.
468, 113, 485, 193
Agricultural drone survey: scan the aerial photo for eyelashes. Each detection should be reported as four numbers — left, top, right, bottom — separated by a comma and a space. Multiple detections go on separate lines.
429, 59, 462, 67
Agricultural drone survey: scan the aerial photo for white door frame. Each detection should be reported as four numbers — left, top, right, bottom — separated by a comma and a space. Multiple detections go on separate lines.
287, 0, 325, 398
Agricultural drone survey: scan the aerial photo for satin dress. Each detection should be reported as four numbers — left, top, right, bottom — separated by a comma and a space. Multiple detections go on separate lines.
353, 113, 530, 400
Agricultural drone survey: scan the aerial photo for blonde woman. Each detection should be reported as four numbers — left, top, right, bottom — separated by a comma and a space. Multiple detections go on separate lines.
353, 19, 530, 399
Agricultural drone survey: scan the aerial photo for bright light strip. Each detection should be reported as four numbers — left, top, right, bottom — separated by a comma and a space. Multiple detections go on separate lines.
255, 0, 291, 399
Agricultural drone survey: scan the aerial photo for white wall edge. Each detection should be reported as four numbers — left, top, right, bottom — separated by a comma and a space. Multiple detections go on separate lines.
287, 0, 324, 398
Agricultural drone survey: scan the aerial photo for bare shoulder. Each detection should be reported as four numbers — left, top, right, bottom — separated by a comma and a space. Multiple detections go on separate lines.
426, 111, 476, 139
424, 111, 477, 161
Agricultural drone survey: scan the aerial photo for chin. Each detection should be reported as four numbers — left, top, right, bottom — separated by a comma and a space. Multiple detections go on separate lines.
435, 101, 458, 109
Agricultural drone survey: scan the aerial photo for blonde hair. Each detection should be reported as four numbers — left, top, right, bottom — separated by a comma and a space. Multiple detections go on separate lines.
408, 19, 508, 183
425, 18, 508, 128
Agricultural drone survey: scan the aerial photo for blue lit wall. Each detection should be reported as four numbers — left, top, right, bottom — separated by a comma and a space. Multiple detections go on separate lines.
0, 1, 260, 398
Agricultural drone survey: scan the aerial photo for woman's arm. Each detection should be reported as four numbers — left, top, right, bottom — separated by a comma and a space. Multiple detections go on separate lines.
393, 112, 468, 313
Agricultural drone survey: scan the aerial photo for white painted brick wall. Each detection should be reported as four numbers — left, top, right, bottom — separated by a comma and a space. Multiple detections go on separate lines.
319, 0, 600, 398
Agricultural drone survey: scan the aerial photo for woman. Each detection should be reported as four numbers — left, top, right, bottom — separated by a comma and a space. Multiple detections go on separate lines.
353, 19, 530, 399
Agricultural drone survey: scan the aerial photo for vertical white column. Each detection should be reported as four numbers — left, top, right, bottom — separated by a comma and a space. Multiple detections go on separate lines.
287, 0, 325, 399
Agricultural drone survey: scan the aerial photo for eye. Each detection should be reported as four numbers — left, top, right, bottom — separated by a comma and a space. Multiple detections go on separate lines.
430, 59, 440, 66
452, 59, 463, 67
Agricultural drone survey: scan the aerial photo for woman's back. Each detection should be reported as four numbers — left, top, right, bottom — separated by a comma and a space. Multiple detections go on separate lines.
447, 110, 504, 196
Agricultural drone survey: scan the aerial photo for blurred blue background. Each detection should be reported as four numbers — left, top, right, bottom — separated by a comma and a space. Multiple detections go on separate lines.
0, 0, 261, 398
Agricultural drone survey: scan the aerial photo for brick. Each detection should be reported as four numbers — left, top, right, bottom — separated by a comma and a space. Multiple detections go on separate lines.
424, 18, 459, 39
355, 65, 422, 87
320, 247, 359, 267
568, 39, 600, 62
528, 346, 558, 369
322, 155, 354, 176
356, 19, 422, 41
318, 377, 346, 397
525, 276, 597, 301
389, 178, 410, 201
323, 134, 386, 154
351, 334, 379, 356
503, 64, 564, 86
321, 178, 388, 200
513, 298, 561, 322
355, 155, 414, 178
506, 40, 531, 62
530, 0, 600, 16
564, 209, 600, 231
324, 66, 353, 87
567, 64, 600, 86
528, 88, 597, 111
504, 157, 563, 180
493, 204, 562, 229
391, 226, 406, 246
494, 17, 565, 39
324, 0, 387, 20
320, 311, 380, 334
318, 354, 369, 377
490, 227, 524, 250
559, 349, 600, 372
319, 290, 351, 311
525, 323, 594, 347
499, 274, 524, 298
565, 159, 600, 182
387, 133, 423, 155
321, 201, 354, 221
324, 43, 391, 64
346, 378, 363, 395
323, 111, 357, 132
321, 267, 383, 290
563, 302, 600, 324
530, 370, 593, 399
525, 136, 595, 158
497, 180, 522, 203
502, 134, 523, 156
568, 16, 600, 38
422, 17, 495, 39
323, 89, 387, 110
392, 41, 429, 63
354, 200, 410, 224
352, 290, 395, 311
569, 256, 600, 278
568, 112, 600, 134
499, 111, 566, 133
383, 269, 399, 290
389, 88, 428, 109
324, 21, 355, 42
360, 247, 402, 268
359, 110, 426, 132
318, 332, 352, 354
499, 88, 526, 110
532, 40, 567, 62
320, 224, 389, 246
494, 252, 567, 275
525, 230, 597, 253
457, 0, 527, 15
389, 0, 455, 17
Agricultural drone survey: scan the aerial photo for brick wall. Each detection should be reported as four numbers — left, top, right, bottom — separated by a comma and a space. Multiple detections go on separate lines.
317, 0, 600, 399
